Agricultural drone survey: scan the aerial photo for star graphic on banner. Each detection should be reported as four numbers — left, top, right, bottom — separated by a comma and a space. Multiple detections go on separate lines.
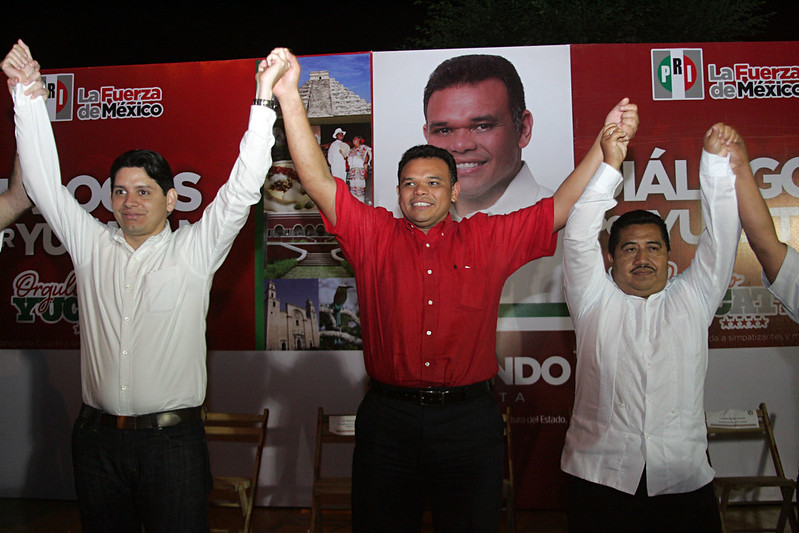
719, 314, 769, 330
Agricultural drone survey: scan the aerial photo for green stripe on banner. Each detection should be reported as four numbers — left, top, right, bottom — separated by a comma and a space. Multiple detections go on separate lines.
497, 303, 570, 318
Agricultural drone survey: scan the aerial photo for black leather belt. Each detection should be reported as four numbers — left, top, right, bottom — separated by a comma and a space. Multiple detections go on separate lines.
79, 404, 203, 430
369, 379, 492, 406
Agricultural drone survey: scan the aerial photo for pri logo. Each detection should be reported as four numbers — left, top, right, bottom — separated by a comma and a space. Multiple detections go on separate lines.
652, 49, 704, 100
41, 74, 74, 121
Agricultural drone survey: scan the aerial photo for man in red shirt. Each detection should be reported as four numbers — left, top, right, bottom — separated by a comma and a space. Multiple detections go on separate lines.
270, 47, 638, 532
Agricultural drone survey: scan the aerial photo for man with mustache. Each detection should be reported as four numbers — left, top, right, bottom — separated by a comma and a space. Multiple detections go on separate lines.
560, 123, 746, 532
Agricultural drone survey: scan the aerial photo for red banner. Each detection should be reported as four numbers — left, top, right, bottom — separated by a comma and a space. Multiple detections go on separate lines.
0, 59, 261, 349
571, 41, 799, 348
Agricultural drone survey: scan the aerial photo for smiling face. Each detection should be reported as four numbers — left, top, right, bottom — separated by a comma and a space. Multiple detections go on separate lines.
423, 79, 532, 212
396, 157, 460, 233
111, 167, 177, 249
608, 223, 670, 298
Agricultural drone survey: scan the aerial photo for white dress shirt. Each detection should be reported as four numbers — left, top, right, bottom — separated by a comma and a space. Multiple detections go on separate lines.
13, 83, 275, 415
762, 245, 799, 323
561, 152, 741, 496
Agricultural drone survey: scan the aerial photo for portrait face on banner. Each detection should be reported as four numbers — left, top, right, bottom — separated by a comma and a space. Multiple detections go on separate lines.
372, 46, 574, 217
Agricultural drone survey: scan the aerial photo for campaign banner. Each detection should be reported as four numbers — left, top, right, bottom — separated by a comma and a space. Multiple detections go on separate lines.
571, 41, 799, 348
0, 59, 262, 349
0, 42, 796, 510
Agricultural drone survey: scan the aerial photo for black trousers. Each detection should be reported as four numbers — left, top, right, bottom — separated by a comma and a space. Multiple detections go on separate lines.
567, 470, 722, 533
72, 416, 212, 533
351, 386, 504, 533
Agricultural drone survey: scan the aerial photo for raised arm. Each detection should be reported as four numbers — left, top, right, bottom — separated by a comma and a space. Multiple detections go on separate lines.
1, 41, 44, 233
724, 132, 787, 283
562, 124, 627, 317
2, 39, 48, 100
552, 98, 638, 232
0, 155, 32, 232
269, 48, 338, 224
678, 123, 742, 318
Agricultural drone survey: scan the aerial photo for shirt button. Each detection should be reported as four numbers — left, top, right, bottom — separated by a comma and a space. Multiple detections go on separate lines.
425, 243, 430, 248
428, 300, 433, 305
427, 269, 432, 275
122, 350, 128, 356
125, 284, 132, 291
124, 316, 130, 322
121, 386, 127, 391
424, 362, 430, 367
426, 330, 432, 336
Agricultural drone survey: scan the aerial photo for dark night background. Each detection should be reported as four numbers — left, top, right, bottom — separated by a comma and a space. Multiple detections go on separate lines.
1, 1, 797, 69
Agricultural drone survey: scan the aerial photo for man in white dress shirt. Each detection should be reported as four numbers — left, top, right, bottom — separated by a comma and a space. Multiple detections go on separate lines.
560, 123, 747, 532
4, 39, 289, 532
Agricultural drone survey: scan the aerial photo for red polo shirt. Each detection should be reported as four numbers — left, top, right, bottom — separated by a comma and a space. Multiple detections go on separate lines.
322, 179, 556, 387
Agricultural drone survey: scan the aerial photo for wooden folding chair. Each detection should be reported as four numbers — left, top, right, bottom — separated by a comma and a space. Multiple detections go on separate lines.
205, 408, 269, 533
502, 407, 517, 533
310, 407, 356, 533
706, 402, 798, 533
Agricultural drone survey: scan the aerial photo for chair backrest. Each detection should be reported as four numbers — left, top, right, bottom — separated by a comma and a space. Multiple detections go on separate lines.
205, 408, 269, 533
310, 407, 357, 533
706, 403, 788, 479
314, 407, 356, 481
706, 402, 798, 533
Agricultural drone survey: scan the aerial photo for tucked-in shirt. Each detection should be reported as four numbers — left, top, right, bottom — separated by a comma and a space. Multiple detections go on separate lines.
14, 84, 275, 415
762, 245, 799, 323
322, 179, 556, 387
561, 153, 741, 496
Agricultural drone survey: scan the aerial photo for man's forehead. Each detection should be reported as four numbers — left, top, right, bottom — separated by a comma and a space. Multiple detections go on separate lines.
400, 159, 452, 182
618, 224, 666, 243
427, 80, 511, 114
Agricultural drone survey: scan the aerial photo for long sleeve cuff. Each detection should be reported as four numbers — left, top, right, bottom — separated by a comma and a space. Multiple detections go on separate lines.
585, 162, 623, 197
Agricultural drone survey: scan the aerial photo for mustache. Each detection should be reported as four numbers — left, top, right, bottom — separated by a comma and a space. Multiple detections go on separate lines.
631, 265, 655, 273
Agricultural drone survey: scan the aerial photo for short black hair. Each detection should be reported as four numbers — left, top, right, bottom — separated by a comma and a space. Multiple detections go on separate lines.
423, 54, 526, 130
110, 150, 175, 194
608, 210, 671, 254
397, 145, 458, 186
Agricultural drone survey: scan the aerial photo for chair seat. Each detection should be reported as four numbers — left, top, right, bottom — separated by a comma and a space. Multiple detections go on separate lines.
313, 477, 352, 496
706, 402, 798, 533
213, 475, 252, 491
714, 476, 795, 488
206, 409, 269, 533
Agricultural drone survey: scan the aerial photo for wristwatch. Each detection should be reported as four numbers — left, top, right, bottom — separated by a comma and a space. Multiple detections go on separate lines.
253, 98, 278, 110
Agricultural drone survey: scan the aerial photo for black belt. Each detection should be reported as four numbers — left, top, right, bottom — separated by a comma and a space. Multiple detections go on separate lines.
369, 379, 492, 406
79, 404, 203, 430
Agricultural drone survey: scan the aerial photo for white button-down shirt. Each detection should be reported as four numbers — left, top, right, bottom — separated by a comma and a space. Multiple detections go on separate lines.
763, 245, 799, 323
561, 152, 740, 496
14, 84, 275, 415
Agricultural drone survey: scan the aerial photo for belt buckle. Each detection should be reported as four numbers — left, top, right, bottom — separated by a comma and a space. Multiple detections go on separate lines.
418, 389, 447, 406
116, 415, 131, 430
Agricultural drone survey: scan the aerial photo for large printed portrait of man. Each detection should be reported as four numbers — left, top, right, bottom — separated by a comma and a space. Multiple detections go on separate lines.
373, 46, 574, 314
